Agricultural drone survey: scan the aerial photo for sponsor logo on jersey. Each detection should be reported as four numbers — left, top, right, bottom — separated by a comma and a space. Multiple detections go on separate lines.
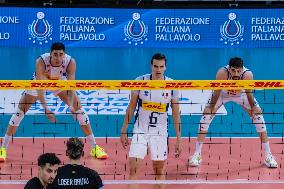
142, 100, 167, 112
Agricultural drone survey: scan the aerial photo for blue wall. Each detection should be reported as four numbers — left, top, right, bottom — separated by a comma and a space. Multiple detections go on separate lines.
1, 47, 284, 80
0, 47, 283, 138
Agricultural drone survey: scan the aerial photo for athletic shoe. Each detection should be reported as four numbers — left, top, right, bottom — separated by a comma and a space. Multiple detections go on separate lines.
0, 147, 6, 162
188, 153, 202, 167
90, 145, 108, 159
264, 154, 278, 168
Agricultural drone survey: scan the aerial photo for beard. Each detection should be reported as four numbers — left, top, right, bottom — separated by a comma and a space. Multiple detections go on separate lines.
47, 178, 54, 184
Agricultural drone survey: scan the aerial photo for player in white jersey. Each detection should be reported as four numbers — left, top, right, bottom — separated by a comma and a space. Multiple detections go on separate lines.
189, 57, 278, 168
120, 53, 182, 189
0, 42, 108, 162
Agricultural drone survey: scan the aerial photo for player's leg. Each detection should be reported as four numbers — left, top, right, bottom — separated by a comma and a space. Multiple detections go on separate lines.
189, 94, 224, 167
128, 157, 142, 189
0, 92, 37, 161
152, 161, 166, 189
150, 135, 167, 189
57, 90, 108, 159
238, 95, 278, 168
128, 133, 148, 189
257, 131, 277, 168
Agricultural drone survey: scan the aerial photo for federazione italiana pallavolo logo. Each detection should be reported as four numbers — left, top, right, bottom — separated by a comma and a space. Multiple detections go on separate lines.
124, 13, 148, 46
220, 13, 244, 46
28, 12, 53, 45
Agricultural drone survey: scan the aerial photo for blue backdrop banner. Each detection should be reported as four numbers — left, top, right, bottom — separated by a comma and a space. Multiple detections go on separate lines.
1, 7, 284, 48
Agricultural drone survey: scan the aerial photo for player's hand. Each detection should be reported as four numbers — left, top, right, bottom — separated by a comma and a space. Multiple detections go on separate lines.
174, 138, 182, 158
45, 108, 56, 123
120, 128, 129, 149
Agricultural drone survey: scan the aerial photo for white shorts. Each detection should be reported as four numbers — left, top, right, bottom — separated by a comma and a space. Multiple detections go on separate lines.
24, 90, 63, 97
129, 133, 168, 161
214, 91, 259, 110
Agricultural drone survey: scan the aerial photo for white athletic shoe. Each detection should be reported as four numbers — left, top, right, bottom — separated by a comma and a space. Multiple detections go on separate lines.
189, 153, 202, 167
264, 154, 278, 168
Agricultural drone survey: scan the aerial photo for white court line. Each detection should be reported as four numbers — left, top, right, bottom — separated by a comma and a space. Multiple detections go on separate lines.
1, 179, 284, 185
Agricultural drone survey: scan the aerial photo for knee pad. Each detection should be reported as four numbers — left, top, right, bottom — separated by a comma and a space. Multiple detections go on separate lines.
252, 114, 267, 132
73, 108, 90, 125
9, 108, 25, 126
198, 114, 215, 132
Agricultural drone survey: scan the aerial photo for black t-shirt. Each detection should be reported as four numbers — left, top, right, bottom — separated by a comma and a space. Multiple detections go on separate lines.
24, 177, 52, 189
52, 164, 103, 189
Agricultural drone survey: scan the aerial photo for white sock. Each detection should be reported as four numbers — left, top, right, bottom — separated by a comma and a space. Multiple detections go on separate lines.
262, 142, 271, 157
86, 134, 96, 149
2, 134, 12, 149
195, 141, 203, 155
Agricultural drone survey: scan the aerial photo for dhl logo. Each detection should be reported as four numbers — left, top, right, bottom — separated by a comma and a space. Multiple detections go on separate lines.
120, 82, 153, 89
166, 82, 195, 89
0, 82, 15, 88
75, 82, 104, 88
142, 101, 166, 113
251, 81, 284, 88
30, 82, 62, 88
209, 82, 239, 88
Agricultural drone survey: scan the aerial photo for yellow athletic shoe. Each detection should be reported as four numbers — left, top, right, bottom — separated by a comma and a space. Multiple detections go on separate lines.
90, 145, 108, 159
0, 147, 7, 162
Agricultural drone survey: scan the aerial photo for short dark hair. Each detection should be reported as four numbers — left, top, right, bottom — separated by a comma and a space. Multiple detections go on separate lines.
229, 57, 243, 68
38, 153, 61, 167
66, 137, 84, 160
51, 42, 65, 52
151, 53, 166, 65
